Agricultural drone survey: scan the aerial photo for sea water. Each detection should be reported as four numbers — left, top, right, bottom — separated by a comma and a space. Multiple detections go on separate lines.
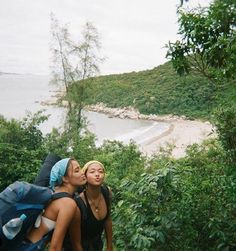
0, 74, 169, 147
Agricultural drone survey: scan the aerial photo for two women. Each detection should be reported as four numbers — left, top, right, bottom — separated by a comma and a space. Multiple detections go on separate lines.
16, 158, 86, 251
16, 157, 113, 251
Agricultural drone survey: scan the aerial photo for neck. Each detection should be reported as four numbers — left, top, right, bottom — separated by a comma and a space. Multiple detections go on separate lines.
86, 185, 101, 199
54, 184, 76, 195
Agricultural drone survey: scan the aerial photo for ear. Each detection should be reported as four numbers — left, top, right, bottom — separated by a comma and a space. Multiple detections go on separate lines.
62, 176, 69, 184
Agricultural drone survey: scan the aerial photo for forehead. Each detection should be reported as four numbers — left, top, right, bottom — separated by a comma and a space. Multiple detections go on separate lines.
88, 163, 103, 170
70, 160, 80, 168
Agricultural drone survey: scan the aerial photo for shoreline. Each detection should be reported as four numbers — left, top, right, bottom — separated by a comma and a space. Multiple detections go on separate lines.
85, 103, 216, 158
141, 120, 215, 158
85, 103, 189, 122
41, 99, 216, 158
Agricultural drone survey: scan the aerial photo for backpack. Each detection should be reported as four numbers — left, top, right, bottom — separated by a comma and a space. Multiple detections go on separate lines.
0, 154, 70, 251
0, 181, 72, 251
34, 153, 61, 187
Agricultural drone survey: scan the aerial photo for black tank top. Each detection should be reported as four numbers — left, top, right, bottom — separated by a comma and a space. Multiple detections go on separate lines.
62, 186, 110, 251
81, 186, 110, 241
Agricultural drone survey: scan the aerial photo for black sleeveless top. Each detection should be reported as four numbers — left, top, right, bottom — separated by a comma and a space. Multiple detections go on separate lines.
81, 186, 110, 241
62, 186, 110, 251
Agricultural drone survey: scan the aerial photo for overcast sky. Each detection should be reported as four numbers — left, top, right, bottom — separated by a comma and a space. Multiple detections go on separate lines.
0, 0, 212, 76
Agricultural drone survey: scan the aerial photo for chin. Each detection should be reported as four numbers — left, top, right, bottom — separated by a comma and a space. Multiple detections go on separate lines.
93, 182, 102, 186
81, 180, 87, 186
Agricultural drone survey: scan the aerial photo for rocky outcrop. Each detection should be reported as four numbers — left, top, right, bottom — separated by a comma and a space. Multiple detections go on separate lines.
85, 103, 188, 122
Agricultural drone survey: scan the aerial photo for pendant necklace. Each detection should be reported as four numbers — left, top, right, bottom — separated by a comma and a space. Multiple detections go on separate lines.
88, 192, 102, 213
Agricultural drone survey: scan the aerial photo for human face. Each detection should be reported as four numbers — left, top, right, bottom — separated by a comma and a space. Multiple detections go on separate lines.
86, 163, 105, 186
67, 160, 86, 186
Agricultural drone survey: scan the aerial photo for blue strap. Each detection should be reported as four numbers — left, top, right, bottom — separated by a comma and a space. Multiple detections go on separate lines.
15, 203, 44, 210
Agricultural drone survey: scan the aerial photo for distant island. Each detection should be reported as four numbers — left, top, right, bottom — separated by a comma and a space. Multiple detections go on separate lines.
0, 71, 22, 75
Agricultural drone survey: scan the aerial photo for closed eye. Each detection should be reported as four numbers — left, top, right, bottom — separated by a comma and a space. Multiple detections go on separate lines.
74, 166, 81, 172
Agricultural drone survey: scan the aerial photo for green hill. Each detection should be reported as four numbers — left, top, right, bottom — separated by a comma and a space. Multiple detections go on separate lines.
83, 61, 236, 120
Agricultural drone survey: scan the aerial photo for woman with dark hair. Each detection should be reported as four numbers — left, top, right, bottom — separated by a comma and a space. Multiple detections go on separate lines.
16, 158, 86, 251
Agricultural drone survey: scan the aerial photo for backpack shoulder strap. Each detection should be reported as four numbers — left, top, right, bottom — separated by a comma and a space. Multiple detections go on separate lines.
42, 192, 73, 212
51, 192, 73, 201
101, 185, 111, 214
74, 193, 87, 221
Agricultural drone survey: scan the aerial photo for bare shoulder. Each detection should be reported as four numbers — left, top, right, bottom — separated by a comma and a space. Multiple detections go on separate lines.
43, 196, 76, 220
54, 196, 77, 211
60, 196, 76, 205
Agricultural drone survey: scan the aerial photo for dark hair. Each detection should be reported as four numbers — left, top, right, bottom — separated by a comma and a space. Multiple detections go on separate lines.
64, 158, 75, 176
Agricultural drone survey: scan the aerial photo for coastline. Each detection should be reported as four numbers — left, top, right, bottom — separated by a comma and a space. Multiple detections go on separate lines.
85, 103, 216, 158
41, 98, 216, 158
141, 119, 215, 158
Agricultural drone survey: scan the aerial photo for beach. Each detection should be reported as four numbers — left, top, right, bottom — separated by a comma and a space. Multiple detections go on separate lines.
85, 103, 216, 158
140, 119, 214, 158
42, 93, 215, 158
2, 73, 214, 159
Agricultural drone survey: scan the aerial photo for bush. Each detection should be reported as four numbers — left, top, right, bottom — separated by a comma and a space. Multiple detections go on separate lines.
214, 105, 236, 169
0, 112, 48, 190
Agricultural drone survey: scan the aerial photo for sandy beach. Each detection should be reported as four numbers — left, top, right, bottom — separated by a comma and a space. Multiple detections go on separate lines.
85, 103, 216, 158
140, 119, 214, 158
41, 97, 215, 158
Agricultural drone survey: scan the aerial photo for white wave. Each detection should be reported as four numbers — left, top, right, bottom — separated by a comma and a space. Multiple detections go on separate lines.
114, 122, 169, 146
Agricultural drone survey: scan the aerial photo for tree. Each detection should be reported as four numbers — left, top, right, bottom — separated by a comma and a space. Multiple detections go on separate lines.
166, 0, 236, 81
68, 21, 104, 130
214, 104, 236, 168
50, 14, 74, 113
0, 112, 48, 190
180, 0, 189, 6
50, 14, 103, 137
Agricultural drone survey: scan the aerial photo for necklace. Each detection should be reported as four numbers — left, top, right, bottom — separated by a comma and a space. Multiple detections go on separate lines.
87, 192, 102, 213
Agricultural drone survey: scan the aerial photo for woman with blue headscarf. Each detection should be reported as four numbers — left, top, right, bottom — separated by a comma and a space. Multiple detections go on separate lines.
16, 158, 86, 251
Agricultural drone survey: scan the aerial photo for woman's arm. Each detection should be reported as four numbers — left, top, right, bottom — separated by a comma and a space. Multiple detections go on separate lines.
69, 207, 83, 251
49, 198, 77, 251
104, 215, 113, 251
104, 186, 113, 251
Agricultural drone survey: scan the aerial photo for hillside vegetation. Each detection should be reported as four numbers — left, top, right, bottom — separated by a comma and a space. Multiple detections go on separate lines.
1, 0, 236, 249
83, 61, 235, 120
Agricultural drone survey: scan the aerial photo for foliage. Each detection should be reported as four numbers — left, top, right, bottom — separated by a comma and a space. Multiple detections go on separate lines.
1, 109, 236, 250
166, 0, 236, 81
0, 112, 48, 190
213, 104, 236, 168
50, 14, 103, 132
66, 1, 235, 121
1, 2, 236, 249
0, 112, 99, 190
93, 140, 145, 197
67, 21, 104, 129
113, 165, 178, 251
78, 62, 236, 120
111, 140, 236, 250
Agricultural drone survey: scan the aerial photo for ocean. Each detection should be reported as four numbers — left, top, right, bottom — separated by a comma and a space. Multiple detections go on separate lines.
0, 73, 169, 148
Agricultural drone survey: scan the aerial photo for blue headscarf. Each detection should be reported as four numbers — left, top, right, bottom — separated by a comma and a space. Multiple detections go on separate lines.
49, 158, 71, 188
